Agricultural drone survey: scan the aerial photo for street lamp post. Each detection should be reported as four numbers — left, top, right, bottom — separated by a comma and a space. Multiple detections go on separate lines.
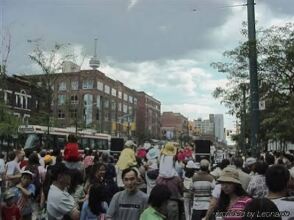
247, 0, 260, 157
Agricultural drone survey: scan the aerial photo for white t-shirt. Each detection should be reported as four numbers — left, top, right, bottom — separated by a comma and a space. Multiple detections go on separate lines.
272, 198, 294, 220
6, 159, 20, 176
212, 184, 221, 199
0, 158, 5, 174
47, 184, 76, 220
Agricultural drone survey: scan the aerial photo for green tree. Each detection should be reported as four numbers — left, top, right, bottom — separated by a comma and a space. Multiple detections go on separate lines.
0, 102, 21, 151
212, 22, 294, 151
27, 40, 76, 147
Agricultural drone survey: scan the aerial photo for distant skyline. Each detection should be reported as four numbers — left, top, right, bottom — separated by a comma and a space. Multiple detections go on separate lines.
1, 0, 294, 129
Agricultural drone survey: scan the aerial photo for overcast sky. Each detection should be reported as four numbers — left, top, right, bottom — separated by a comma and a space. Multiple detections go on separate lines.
1, 0, 294, 129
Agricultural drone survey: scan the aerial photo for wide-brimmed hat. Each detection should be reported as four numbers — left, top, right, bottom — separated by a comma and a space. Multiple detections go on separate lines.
146, 148, 159, 160
4, 190, 15, 201
125, 140, 137, 148
161, 142, 177, 156
218, 166, 241, 184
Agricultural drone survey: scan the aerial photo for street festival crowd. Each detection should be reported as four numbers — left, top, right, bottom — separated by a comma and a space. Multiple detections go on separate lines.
0, 135, 294, 220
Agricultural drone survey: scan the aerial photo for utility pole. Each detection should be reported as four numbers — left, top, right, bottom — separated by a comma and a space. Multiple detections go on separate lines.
240, 84, 247, 155
247, 0, 259, 157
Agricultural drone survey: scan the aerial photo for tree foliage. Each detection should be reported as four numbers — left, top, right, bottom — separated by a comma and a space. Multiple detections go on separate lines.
212, 22, 294, 146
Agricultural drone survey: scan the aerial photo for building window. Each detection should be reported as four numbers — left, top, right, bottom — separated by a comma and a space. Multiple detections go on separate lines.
134, 98, 137, 105
123, 104, 128, 113
58, 110, 65, 119
71, 81, 79, 90
104, 99, 109, 108
111, 100, 116, 110
96, 95, 101, 109
59, 82, 66, 91
129, 96, 133, 103
84, 94, 93, 126
111, 88, 117, 97
111, 112, 116, 122
118, 91, 122, 99
83, 80, 93, 89
70, 109, 77, 118
97, 81, 103, 91
58, 95, 66, 105
105, 85, 110, 94
70, 95, 78, 104
123, 93, 128, 101
118, 102, 122, 112
128, 106, 133, 115
104, 113, 109, 121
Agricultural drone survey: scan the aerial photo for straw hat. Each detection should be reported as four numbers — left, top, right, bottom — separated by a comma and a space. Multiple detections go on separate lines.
161, 142, 177, 156
218, 166, 241, 184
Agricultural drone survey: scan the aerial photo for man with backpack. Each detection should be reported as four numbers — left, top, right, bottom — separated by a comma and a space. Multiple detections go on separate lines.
63, 134, 81, 170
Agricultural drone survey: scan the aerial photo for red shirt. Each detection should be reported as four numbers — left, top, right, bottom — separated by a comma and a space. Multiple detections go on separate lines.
2, 204, 21, 220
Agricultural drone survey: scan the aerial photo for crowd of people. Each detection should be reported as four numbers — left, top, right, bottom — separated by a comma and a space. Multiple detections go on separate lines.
0, 136, 293, 220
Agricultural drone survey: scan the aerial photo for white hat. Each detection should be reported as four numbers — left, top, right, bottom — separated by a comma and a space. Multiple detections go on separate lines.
21, 170, 34, 177
245, 157, 257, 167
125, 140, 137, 148
186, 160, 197, 169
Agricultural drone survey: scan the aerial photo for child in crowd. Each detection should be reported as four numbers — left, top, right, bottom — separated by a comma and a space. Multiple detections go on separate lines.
1, 189, 21, 220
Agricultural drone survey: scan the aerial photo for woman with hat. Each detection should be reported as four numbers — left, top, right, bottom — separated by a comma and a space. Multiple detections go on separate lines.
2, 189, 21, 220
215, 166, 252, 220
145, 147, 160, 195
156, 142, 183, 220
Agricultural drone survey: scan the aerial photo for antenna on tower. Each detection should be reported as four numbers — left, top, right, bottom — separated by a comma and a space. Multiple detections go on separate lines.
89, 38, 100, 70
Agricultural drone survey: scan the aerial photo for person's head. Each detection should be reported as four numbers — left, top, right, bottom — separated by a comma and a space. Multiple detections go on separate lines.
28, 152, 40, 165
40, 150, 46, 157
265, 153, 275, 166
51, 163, 72, 189
15, 150, 25, 162
68, 134, 77, 143
88, 184, 108, 215
243, 198, 281, 220
93, 163, 107, 180
245, 157, 257, 171
232, 157, 244, 169
217, 167, 247, 211
124, 140, 137, 149
220, 159, 230, 170
44, 154, 53, 166
254, 161, 268, 175
20, 171, 34, 187
3, 189, 16, 206
122, 167, 138, 192
200, 159, 210, 172
101, 153, 109, 163
266, 165, 290, 194
148, 184, 171, 215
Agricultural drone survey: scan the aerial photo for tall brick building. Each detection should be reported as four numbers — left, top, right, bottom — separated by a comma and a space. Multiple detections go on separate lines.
136, 92, 161, 141
160, 112, 188, 140
23, 69, 161, 140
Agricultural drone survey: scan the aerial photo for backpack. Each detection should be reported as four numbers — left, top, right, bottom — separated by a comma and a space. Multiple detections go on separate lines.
64, 143, 80, 162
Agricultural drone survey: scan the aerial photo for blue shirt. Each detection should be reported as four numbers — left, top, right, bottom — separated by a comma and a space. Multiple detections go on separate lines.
12, 183, 35, 216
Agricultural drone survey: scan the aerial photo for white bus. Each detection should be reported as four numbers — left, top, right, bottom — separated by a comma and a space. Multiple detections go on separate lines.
18, 125, 111, 153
